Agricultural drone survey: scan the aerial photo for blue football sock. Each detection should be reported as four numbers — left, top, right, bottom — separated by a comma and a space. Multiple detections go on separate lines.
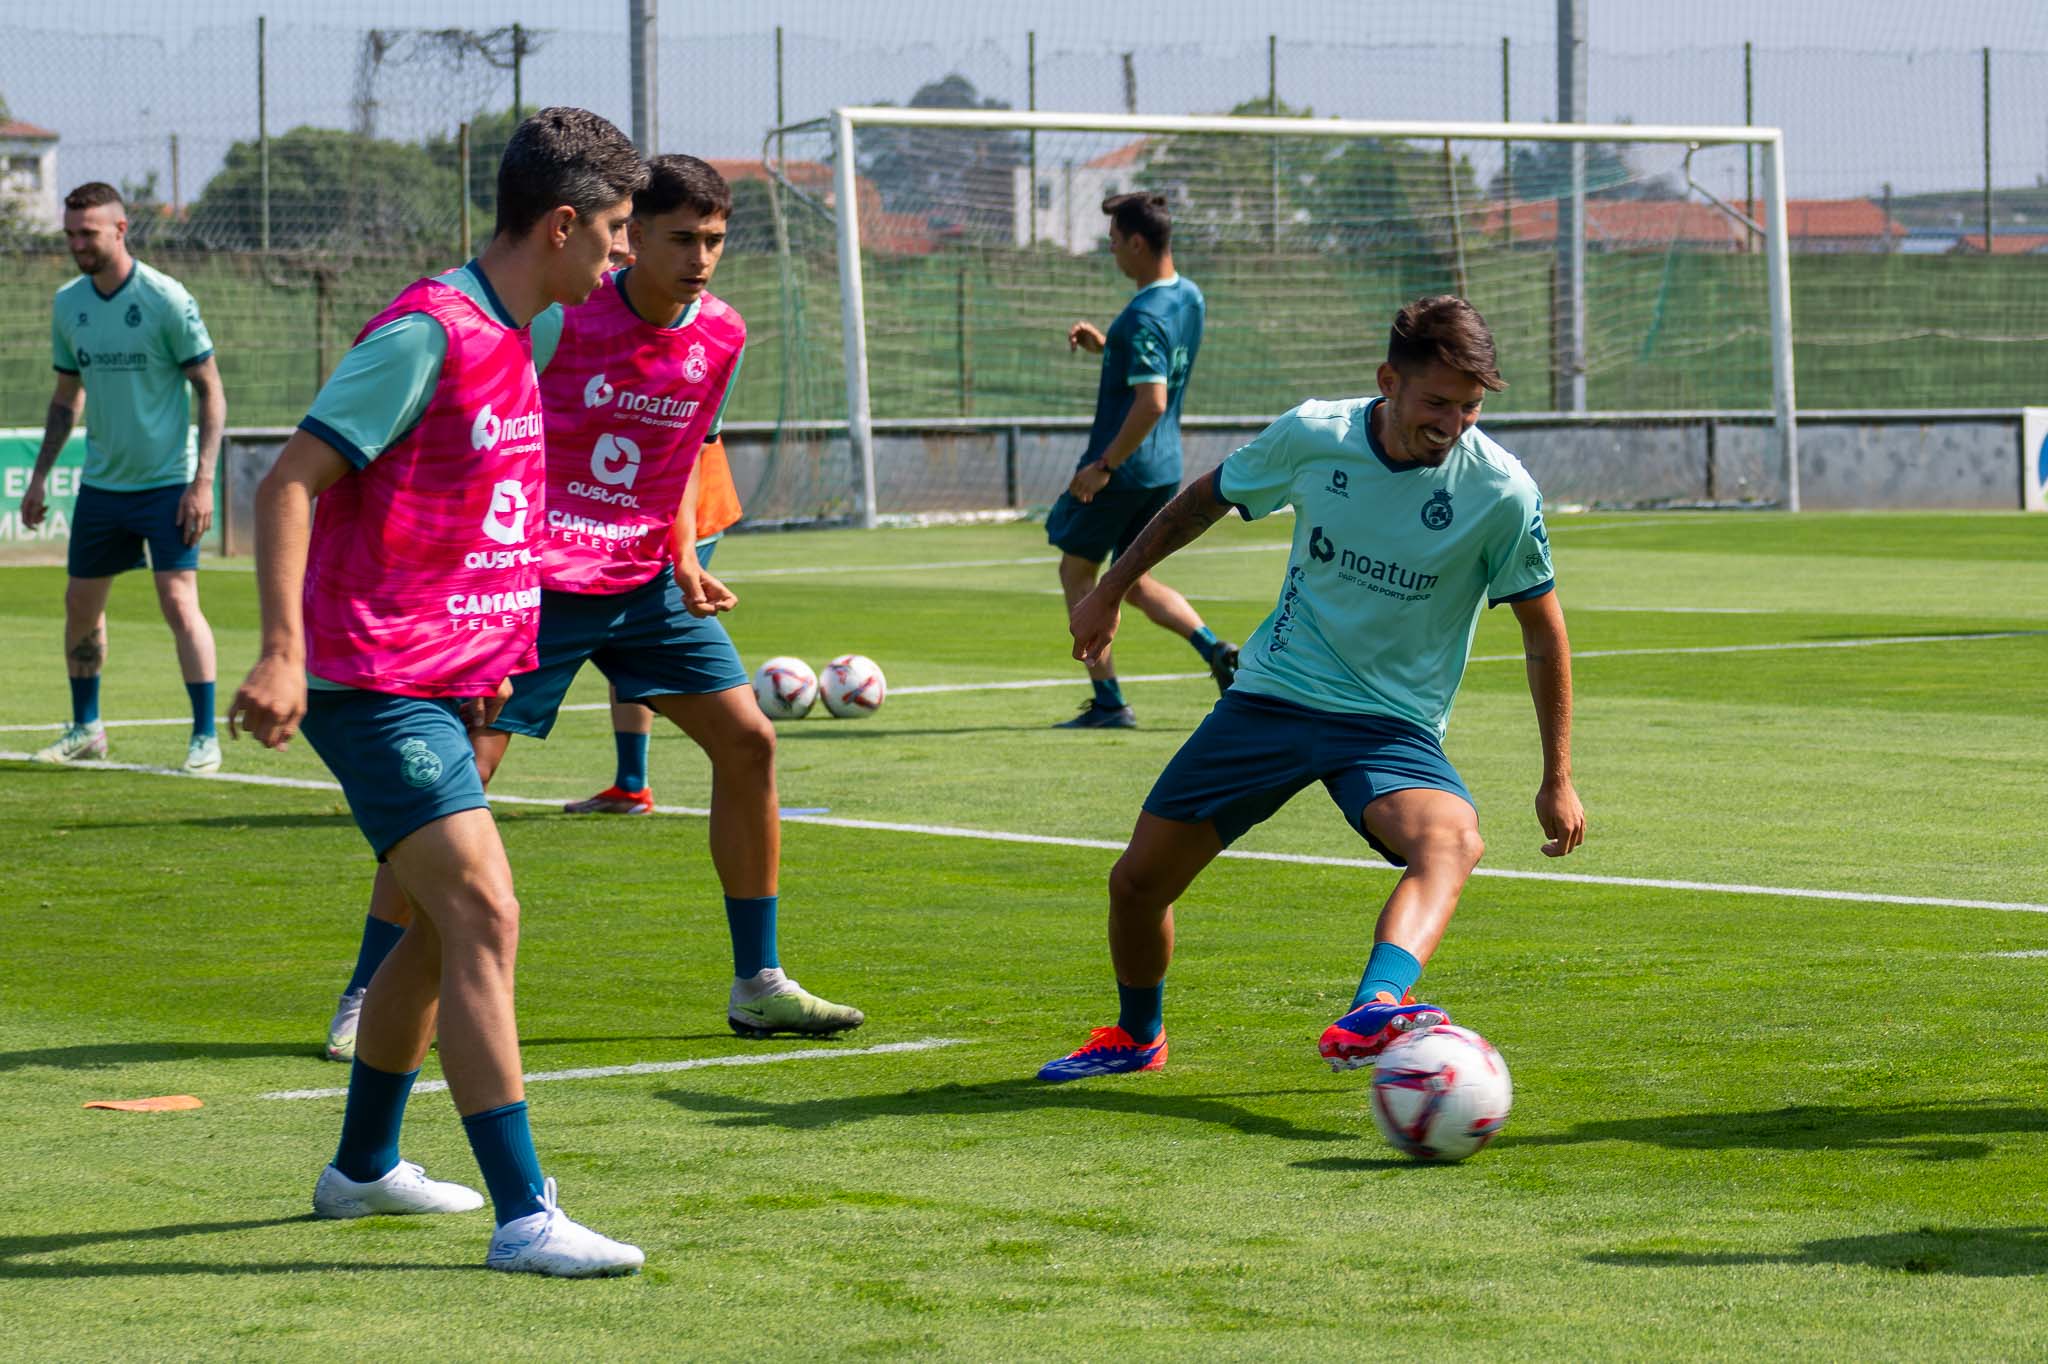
1091, 678, 1126, 710
461, 1101, 547, 1225
345, 915, 406, 994
332, 1059, 419, 1183
1188, 626, 1221, 663
725, 895, 780, 979
186, 681, 216, 738
613, 729, 650, 795
1117, 981, 1165, 1045
1353, 941, 1423, 1008
69, 675, 100, 727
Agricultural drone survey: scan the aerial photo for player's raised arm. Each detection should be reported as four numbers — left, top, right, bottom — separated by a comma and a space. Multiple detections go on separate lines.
1070, 471, 1231, 666
228, 430, 350, 749
1511, 589, 1584, 857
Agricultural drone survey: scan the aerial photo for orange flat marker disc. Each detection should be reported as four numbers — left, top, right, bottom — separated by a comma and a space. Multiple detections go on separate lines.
84, 1095, 204, 1112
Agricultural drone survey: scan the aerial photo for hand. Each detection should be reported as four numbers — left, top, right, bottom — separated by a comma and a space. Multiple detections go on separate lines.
1069, 584, 1124, 667
1535, 775, 1585, 857
679, 563, 738, 617
460, 677, 515, 731
227, 654, 307, 750
1067, 322, 1105, 354
19, 477, 47, 530
1068, 461, 1113, 504
178, 479, 214, 546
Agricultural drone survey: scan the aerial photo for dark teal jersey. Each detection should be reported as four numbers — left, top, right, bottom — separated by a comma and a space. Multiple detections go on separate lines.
1079, 274, 1204, 490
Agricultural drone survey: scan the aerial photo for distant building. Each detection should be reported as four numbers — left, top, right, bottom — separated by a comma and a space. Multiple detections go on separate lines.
1950, 231, 2048, 255
1477, 197, 1906, 253
0, 120, 60, 230
1013, 138, 1148, 255
707, 157, 938, 256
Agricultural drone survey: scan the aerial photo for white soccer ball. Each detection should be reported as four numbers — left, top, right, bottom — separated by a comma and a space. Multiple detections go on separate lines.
819, 654, 886, 719
753, 656, 819, 720
1369, 1024, 1512, 1162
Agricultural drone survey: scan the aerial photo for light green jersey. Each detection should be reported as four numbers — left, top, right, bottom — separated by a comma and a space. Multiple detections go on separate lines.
300, 260, 563, 468
51, 259, 214, 490
1217, 397, 1555, 738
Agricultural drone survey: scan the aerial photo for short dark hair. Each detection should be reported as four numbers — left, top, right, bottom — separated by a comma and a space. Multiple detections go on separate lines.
1388, 296, 1506, 392
494, 106, 649, 240
1102, 191, 1170, 253
64, 182, 123, 213
635, 154, 731, 220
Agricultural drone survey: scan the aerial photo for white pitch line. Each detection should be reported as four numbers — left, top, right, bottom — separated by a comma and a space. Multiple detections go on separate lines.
260, 1037, 972, 1101
8, 750, 2047, 917
1985, 950, 2048, 958
4, 628, 2041, 736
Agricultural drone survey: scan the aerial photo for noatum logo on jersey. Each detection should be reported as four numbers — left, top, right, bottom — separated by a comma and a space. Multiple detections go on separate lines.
1307, 525, 1439, 600
584, 373, 616, 407
471, 404, 542, 452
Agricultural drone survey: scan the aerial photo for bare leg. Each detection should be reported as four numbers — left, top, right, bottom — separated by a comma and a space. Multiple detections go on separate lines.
1359, 788, 1486, 963
1059, 553, 1116, 683
1124, 571, 1206, 641
650, 686, 777, 897
151, 569, 216, 686
1105, 812, 1225, 987
62, 576, 114, 681
361, 807, 524, 1115
610, 685, 655, 738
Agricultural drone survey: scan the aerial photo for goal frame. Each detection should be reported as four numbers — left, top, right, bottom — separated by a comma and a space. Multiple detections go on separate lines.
770, 107, 1799, 525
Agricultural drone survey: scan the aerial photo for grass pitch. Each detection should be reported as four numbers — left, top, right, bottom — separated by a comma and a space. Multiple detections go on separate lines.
4, 511, 2048, 1359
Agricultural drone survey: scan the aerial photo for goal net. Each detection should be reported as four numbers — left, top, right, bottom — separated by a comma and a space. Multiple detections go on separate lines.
758, 109, 1795, 525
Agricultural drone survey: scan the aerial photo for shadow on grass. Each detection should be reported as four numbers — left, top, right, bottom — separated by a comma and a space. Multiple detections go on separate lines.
779, 724, 1099, 740
655, 1077, 1354, 1142
1289, 1155, 1455, 1173
0, 1041, 323, 1072
1590, 1226, 2048, 1278
0, 1215, 472, 1279
1514, 1102, 2048, 1161
53, 812, 352, 835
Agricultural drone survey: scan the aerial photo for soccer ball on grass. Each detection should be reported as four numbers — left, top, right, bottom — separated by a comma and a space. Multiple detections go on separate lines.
819, 654, 886, 718
1368, 1024, 1512, 1162
753, 656, 819, 720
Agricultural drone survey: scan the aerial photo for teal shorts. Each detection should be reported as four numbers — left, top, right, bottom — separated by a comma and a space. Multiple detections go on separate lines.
1045, 481, 1178, 563
68, 482, 200, 577
1143, 690, 1473, 867
299, 689, 490, 860
493, 571, 749, 739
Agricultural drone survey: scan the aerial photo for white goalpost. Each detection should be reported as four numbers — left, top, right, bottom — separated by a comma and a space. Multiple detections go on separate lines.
768, 107, 1799, 526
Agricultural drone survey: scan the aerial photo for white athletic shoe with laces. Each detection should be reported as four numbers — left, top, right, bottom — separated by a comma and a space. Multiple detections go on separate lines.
31, 721, 107, 764
325, 987, 366, 1062
313, 1160, 485, 1218
184, 733, 222, 773
486, 1177, 644, 1277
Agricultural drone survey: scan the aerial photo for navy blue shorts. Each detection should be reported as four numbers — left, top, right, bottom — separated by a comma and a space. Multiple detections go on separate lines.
1143, 689, 1474, 866
68, 482, 200, 577
1046, 481, 1178, 563
493, 571, 750, 739
299, 689, 490, 860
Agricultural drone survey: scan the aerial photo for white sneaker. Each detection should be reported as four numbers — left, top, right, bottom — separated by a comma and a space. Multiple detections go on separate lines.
325, 988, 367, 1062
485, 1177, 644, 1277
184, 733, 222, 773
312, 1160, 485, 1219
31, 721, 107, 764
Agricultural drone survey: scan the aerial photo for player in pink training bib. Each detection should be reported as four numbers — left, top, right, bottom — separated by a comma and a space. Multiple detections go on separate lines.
333, 155, 865, 1049
229, 108, 650, 1279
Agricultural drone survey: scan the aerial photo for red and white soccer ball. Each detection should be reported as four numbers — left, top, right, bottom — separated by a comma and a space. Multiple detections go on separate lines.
1368, 1024, 1512, 1162
752, 656, 819, 721
819, 654, 886, 719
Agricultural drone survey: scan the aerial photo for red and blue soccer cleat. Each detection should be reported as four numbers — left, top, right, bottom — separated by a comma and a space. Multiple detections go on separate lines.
1318, 992, 1450, 1072
1037, 1025, 1168, 1082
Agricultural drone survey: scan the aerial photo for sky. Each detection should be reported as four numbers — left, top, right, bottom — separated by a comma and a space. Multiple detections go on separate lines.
4, 1, 2046, 208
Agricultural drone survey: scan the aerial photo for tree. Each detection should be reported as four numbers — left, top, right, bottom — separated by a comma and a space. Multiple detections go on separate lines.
1489, 139, 1681, 203
857, 74, 1024, 245
422, 106, 520, 228
187, 125, 468, 251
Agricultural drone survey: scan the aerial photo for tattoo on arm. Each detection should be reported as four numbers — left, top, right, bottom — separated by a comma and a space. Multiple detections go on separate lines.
33, 402, 77, 480
1104, 481, 1230, 595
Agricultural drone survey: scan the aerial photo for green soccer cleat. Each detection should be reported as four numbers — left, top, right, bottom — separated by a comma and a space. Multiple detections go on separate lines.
727, 971, 866, 1038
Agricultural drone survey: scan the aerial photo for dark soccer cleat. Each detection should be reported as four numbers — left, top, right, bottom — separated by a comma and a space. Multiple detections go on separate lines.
1208, 642, 1240, 695
1054, 702, 1137, 730
1318, 992, 1450, 1072
1038, 1025, 1168, 1082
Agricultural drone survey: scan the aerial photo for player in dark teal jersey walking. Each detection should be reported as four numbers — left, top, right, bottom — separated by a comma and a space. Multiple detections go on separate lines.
1045, 192, 1235, 729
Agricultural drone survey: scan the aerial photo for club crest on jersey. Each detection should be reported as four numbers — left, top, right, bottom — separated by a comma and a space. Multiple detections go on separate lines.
124, 303, 142, 327
482, 478, 529, 545
397, 738, 444, 789
589, 432, 642, 489
584, 373, 616, 407
1421, 489, 1454, 531
682, 342, 709, 384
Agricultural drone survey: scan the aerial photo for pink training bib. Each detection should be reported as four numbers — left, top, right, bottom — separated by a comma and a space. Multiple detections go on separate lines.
537, 277, 745, 594
304, 277, 546, 696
